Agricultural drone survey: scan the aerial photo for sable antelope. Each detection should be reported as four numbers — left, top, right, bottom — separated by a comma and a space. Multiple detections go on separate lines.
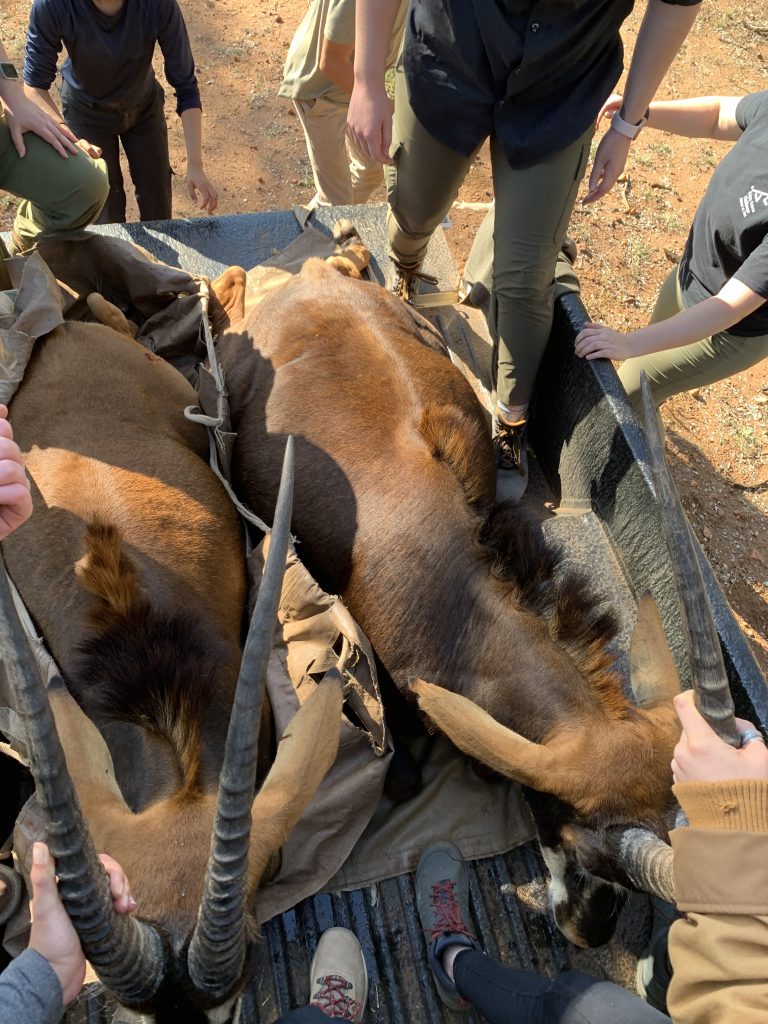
209, 258, 738, 947
1, 298, 343, 1021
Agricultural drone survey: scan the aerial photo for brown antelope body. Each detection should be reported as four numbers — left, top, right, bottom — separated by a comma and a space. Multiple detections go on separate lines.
1, 312, 341, 1020
210, 257, 734, 947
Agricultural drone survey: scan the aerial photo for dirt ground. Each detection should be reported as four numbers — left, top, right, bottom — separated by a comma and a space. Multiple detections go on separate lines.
1, 0, 767, 672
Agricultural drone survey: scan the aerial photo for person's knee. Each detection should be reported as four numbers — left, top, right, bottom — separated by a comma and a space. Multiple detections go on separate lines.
493, 269, 555, 332
77, 156, 110, 222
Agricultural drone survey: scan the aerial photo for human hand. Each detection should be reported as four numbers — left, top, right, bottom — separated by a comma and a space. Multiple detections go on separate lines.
27, 842, 136, 1007
596, 92, 623, 126
0, 90, 79, 159
574, 322, 636, 360
76, 138, 102, 159
186, 166, 219, 214
582, 127, 631, 205
671, 690, 768, 784
0, 406, 33, 541
346, 82, 394, 165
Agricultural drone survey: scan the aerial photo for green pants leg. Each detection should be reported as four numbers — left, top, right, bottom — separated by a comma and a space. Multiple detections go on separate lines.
0, 114, 109, 253
618, 267, 768, 412
488, 129, 592, 409
385, 66, 480, 270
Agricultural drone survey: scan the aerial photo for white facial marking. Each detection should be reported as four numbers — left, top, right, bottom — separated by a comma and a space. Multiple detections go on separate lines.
539, 845, 568, 913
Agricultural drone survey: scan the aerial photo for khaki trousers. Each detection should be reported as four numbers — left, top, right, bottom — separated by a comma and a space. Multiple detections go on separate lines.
0, 113, 108, 288
618, 268, 768, 411
294, 97, 384, 207
385, 67, 593, 408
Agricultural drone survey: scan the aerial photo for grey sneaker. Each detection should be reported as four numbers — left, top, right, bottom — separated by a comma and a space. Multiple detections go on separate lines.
309, 928, 368, 1022
416, 841, 481, 1011
493, 419, 528, 502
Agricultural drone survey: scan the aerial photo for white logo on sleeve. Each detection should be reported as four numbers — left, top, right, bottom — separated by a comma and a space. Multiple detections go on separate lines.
740, 186, 768, 217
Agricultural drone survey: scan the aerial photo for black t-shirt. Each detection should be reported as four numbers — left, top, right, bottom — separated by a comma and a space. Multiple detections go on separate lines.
678, 91, 768, 337
402, 0, 701, 170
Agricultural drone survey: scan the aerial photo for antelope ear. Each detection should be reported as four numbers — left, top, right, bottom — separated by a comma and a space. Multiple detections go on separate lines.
209, 266, 247, 332
47, 676, 129, 812
411, 679, 553, 790
247, 669, 344, 890
86, 293, 137, 338
629, 593, 681, 707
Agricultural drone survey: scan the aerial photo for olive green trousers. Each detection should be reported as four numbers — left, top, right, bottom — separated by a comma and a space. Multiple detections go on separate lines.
385, 67, 593, 409
0, 113, 108, 288
618, 267, 768, 411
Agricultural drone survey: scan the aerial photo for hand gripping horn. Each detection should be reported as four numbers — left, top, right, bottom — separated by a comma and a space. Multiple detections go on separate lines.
0, 550, 165, 1007
188, 435, 294, 1001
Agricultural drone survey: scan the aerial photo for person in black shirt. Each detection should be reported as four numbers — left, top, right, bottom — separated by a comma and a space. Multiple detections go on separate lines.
23, 0, 217, 224
574, 92, 768, 411
347, 0, 701, 501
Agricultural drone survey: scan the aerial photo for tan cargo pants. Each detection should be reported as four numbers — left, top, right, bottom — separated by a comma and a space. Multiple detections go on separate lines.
294, 96, 384, 207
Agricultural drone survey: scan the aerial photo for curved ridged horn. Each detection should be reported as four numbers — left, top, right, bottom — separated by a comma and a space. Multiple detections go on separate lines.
616, 828, 675, 904
188, 435, 294, 1000
0, 552, 165, 1006
640, 373, 740, 746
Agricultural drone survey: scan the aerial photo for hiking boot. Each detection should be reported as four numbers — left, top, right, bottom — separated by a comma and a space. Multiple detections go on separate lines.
387, 263, 438, 304
416, 841, 482, 1011
309, 927, 368, 1022
388, 262, 418, 302
636, 897, 677, 1014
493, 418, 528, 502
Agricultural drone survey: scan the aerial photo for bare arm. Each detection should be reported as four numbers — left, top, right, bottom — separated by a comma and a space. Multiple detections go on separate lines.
319, 37, 354, 96
574, 278, 766, 361
23, 82, 62, 117
598, 93, 743, 142
647, 95, 742, 140
346, 0, 400, 164
585, 0, 702, 203
179, 107, 218, 214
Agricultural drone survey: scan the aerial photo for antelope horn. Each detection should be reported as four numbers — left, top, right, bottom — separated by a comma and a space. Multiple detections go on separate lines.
640, 373, 739, 746
188, 435, 294, 1001
616, 828, 675, 904
0, 552, 165, 1006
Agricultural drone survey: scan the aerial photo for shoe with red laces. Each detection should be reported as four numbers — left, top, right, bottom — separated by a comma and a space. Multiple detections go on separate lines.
308, 927, 368, 1022
416, 841, 482, 1011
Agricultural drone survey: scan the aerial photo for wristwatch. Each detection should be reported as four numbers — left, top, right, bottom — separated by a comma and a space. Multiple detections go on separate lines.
611, 105, 649, 140
0, 62, 20, 81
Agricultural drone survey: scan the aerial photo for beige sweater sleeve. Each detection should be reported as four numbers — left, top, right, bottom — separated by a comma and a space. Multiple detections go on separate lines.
666, 778, 768, 1024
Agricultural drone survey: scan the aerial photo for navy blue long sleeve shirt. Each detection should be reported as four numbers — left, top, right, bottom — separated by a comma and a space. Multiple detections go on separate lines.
24, 0, 201, 115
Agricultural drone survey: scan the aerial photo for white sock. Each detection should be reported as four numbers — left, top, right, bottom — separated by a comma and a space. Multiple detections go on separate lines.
496, 400, 527, 426
441, 944, 471, 983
